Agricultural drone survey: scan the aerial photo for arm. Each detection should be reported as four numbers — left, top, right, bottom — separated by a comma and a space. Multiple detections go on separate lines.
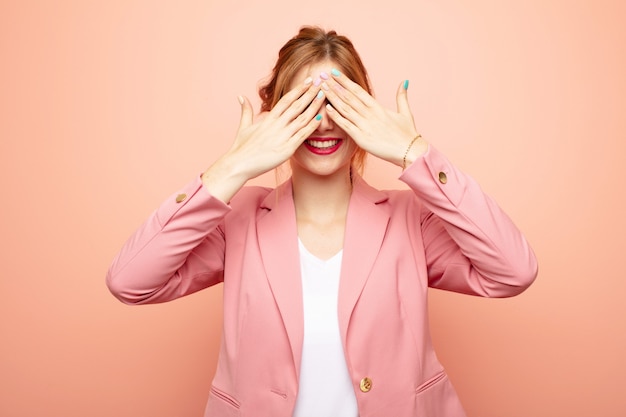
401, 145, 538, 297
323, 71, 537, 296
107, 80, 326, 304
106, 177, 231, 304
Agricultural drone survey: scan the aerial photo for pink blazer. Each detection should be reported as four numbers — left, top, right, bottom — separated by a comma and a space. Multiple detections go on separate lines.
107, 145, 537, 417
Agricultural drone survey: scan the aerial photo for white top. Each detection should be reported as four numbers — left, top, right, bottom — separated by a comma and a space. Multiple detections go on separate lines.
292, 239, 358, 417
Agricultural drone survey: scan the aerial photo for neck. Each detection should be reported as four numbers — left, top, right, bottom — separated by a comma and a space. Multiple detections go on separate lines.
291, 165, 353, 223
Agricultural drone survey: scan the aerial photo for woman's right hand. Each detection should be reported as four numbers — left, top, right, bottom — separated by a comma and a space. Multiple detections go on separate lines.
202, 78, 324, 203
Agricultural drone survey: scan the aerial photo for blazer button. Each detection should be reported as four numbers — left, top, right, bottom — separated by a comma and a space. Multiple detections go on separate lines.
359, 377, 372, 393
175, 193, 187, 203
438, 172, 448, 184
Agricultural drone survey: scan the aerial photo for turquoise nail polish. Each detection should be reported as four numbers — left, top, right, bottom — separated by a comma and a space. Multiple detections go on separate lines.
315, 114, 322, 121
403, 80, 409, 90
316, 90, 324, 99
331, 68, 341, 77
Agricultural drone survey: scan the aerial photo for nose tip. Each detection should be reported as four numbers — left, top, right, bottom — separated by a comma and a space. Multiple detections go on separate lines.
317, 101, 334, 130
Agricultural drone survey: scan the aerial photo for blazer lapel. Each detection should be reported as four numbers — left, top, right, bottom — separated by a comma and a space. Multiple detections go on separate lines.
338, 176, 390, 344
256, 180, 304, 375
256, 176, 390, 374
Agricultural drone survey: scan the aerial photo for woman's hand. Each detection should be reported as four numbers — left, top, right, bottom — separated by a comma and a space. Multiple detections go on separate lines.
231, 79, 326, 179
322, 70, 428, 168
202, 79, 325, 202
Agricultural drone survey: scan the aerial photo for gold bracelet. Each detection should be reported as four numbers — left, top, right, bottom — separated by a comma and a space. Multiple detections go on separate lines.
402, 134, 422, 170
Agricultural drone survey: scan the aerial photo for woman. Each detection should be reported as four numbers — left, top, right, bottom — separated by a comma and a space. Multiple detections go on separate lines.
107, 26, 538, 417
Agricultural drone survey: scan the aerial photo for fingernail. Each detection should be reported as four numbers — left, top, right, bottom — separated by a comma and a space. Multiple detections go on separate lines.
316, 90, 324, 99
321, 82, 329, 91
331, 68, 341, 77
237, 95, 244, 105
304, 76, 313, 85
313, 77, 322, 87
320, 71, 329, 80
315, 114, 322, 121
403, 80, 409, 90
325, 103, 333, 112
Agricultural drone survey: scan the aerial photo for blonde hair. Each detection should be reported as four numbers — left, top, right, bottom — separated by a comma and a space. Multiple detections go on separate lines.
259, 26, 371, 174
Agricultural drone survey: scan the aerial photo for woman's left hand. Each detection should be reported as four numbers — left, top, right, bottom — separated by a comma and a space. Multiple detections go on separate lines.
322, 70, 428, 167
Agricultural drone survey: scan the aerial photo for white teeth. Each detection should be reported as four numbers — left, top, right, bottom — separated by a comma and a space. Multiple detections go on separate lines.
307, 139, 339, 148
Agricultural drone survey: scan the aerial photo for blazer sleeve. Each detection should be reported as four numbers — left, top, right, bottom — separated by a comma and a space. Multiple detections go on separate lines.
106, 176, 232, 304
400, 145, 538, 297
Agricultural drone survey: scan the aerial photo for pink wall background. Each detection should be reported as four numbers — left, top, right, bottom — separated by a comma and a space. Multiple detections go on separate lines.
1, 0, 625, 416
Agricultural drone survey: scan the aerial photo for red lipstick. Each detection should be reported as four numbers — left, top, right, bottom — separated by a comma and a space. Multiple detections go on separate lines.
304, 137, 342, 155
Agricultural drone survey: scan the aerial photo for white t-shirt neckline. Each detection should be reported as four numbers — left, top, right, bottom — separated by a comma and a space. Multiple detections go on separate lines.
292, 238, 358, 417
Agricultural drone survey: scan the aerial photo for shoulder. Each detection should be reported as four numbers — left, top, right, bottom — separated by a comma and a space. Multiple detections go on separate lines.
228, 185, 274, 211
216, 186, 274, 229
383, 188, 426, 219
353, 176, 425, 214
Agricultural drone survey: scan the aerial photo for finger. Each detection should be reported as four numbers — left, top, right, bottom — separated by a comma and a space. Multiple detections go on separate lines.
324, 103, 358, 138
290, 111, 324, 146
285, 89, 326, 137
279, 83, 321, 124
237, 95, 253, 130
270, 77, 315, 119
329, 68, 377, 108
322, 80, 366, 125
396, 80, 413, 117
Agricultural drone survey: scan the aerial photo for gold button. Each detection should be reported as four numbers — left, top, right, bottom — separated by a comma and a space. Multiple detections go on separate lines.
359, 377, 372, 393
175, 193, 187, 203
438, 172, 448, 184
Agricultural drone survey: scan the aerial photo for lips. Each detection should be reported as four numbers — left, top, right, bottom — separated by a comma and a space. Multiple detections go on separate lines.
306, 139, 340, 148
304, 137, 342, 155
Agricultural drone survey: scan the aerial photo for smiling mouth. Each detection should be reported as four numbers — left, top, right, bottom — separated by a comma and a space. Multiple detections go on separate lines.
305, 139, 340, 149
